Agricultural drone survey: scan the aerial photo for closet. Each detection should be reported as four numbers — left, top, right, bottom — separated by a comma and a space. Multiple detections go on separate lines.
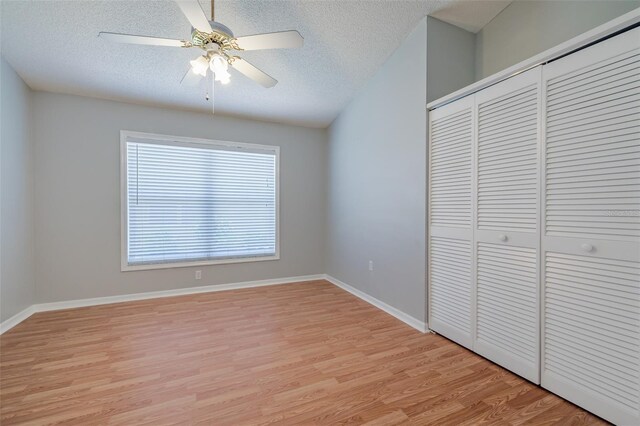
428, 25, 639, 425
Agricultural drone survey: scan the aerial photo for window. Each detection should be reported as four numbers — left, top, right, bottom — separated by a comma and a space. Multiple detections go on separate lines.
121, 131, 279, 270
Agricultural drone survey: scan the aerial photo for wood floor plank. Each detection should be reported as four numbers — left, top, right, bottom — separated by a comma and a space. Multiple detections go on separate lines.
0, 280, 607, 425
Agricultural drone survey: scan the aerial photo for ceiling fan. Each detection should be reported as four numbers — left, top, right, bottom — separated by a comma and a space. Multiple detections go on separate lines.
98, 0, 303, 110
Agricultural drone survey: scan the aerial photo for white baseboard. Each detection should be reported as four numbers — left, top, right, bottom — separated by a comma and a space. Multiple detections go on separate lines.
0, 274, 325, 335
0, 305, 38, 335
2, 274, 427, 336
324, 275, 427, 333
35, 274, 326, 313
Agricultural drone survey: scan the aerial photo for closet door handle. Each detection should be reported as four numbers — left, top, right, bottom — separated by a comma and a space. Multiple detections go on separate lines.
498, 234, 508, 242
581, 243, 595, 253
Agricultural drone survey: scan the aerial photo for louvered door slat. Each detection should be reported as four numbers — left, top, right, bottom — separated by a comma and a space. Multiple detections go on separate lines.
541, 26, 640, 426
428, 96, 474, 349
429, 236, 472, 346
545, 32, 640, 242
543, 252, 640, 423
471, 67, 541, 384
547, 52, 638, 91
475, 243, 538, 380
477, 69, 540, 233
430, 108, 472, 228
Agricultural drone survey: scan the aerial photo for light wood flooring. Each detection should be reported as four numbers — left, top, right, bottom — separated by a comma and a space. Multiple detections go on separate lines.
1, 280, 606, 425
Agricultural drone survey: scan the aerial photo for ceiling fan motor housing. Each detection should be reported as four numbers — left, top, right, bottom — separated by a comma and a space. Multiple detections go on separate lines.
191, 21, 238, 51
210, 22, 234, 37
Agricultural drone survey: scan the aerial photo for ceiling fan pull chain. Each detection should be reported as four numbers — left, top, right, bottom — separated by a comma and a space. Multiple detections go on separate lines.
211, 73, 215, 115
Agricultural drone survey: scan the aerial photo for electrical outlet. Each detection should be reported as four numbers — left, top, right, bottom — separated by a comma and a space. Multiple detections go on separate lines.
368, 260, 374, 272
195, 270, 202, 280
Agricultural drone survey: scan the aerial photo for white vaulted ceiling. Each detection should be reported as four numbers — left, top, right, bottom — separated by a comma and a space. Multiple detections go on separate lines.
0, 0, 510, 127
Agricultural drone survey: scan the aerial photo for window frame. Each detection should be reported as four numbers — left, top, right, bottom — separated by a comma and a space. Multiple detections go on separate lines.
120, 130, 280, 272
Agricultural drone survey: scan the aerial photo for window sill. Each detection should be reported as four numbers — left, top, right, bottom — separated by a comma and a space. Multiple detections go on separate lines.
121, 254, 280, 272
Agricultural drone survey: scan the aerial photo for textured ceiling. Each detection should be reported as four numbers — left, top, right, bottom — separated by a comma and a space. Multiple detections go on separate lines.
1, 0, 511, 128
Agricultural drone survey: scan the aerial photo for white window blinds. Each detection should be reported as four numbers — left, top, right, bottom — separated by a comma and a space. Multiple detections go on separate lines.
122, 132, 278, 269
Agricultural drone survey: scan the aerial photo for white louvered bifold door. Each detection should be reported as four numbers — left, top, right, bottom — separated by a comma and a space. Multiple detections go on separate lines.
428, 95, 475, 349
541, 27, 640, 426
473, 67, 542, 384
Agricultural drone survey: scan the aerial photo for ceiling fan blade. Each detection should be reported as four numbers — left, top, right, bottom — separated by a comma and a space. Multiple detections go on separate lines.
230, 58, 277, 88
235, 30, 303, 51
175, 0, 212, 33
99, 32, 189, 47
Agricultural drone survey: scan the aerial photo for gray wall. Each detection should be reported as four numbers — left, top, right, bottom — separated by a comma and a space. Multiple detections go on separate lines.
427, 17, 476, 103
326, 17, 474, 323
7, 2, 634, 322
475, 0, 640, 80
1, 57, 35, 321
33, 92, 327, 303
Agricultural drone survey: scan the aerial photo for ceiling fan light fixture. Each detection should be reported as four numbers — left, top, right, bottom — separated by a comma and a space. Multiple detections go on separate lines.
190, 56, 209, 76
209, 54, 228, 73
